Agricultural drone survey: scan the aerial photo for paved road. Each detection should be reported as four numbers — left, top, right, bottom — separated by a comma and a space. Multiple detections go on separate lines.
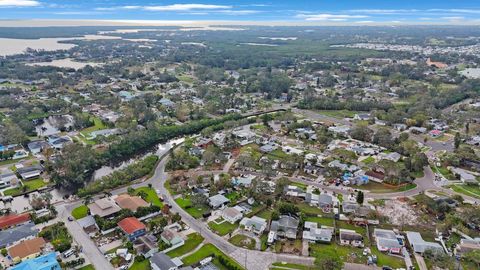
57, 205, 114, 270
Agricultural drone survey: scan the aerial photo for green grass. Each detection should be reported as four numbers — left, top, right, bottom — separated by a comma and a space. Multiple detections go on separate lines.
451, 184, 480, 199
290, 181, 307, 190
71, 205, 89, 220
166, 233, 204, 258
435, 166, 456, 180
208, 219, 238, 236
80, 117, 108, 137
267, 149, 289, 160
175, 196, 209, 219
128, 260, 150, 270
256, 209, 273, 220
229, 234, 256, 250
78, 265, 95, 270
310, 243, 404, 269
135, 187, 163, 207
362, 156, 375, 165
225, 191, 242, 204
304, 216, 334, 227
297, 203, 324, 216
177, 74, 195, 84
3, 178, 46, 196
357, 182, 417, 193
182, 243, 244, 269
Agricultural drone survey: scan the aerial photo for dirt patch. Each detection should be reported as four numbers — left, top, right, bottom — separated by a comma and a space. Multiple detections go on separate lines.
377, 199, 420, 226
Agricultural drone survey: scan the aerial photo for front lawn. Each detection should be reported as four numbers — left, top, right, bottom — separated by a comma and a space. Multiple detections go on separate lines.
208, 219, 238, 236
272, 262, 312, 270
229, 234, 256, 250
129, 260, 150, 270
71, 205, 89, 220
362, 156, 375, 165
166, 233, 204, 258
175, 197, 209, 219
297, 203, 324, 216
357, 182, 417, 193
78, 265, 95, 270
451, 184, 480, 199
3, 178, 47, 196
182, 243, 244, 269
135, 187, 163, 207
80, 117, 108, 137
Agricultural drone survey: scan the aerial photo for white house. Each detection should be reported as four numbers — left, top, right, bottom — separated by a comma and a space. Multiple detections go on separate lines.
222, 207, 243, 224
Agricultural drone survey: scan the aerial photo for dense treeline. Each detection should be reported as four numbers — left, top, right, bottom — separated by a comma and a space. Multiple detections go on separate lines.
297, 97, 393, 111
77, 155, 158, 197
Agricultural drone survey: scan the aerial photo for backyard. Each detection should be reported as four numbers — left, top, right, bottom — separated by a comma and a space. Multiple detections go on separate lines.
134, 187, 163, 207
3, 178, 47, 196
182, 243, 245, 269
208, 219, 238, 236
229, 234, 256, 250
175, 196, 209, 218
166, 233, 204, 258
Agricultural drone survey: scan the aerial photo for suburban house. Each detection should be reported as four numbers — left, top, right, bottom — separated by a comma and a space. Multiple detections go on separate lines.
231, 175, 256, 187
8, 237, 46, 263
302, 221, 334, 243
354, 113, 372, 121
373, 229, 402, 254
0, 223, 38, 248
47, 135, 72, 150
118, 217, 147, 241
450, 167, 477, 184
77, 215, 98, 233
342, 201, 360, 214
10, 252, 61, 270
114, 194, 149, 211
134, 234, 159, 258
160, 228, 184, 246
16, 165, 43, 180
222, 207, 243, 224
379, 152, 402, 162
0, 171, 19, 189
0, 213, 31, 229
88, 197, 122, 218
270, 215, 299, 239
429, 129, 443, 138
406, 231, 443, 255
208, 194, 230, 209
150, 252, 179, 270
455, 238, 480, 256
339, 229, 364, 247
26, 141, 49, 154
240, 216, 267, 235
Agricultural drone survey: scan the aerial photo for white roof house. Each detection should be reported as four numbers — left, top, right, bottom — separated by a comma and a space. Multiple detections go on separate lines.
208, 194, 230, 209
406, 231, 443, 254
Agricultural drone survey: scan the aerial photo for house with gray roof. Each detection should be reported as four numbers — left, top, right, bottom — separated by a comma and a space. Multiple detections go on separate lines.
27, 140, 49, 154
208, 194, 230, 209
16, 165, 43, 180
270, 215, 299, 239
342, 201, 360, 214
406, 231, 443, 254
302, 221, 333, 243
150, 252, 177, 270
340, 229, 364, 247
373, 228, 402, 254
240, 216, 267, 235
0, 223, 38, 248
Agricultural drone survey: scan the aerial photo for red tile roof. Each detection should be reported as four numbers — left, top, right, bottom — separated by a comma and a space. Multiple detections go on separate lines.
0, 213, 30, 229
118, 217, 145, 234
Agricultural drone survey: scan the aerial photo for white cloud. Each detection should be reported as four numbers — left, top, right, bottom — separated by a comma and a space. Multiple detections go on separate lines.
354, 20, 375, 24
0, 0, 40, 7
441, 16, 465, 21
428, 9, 480, 14
144, 4, 231, 11
346, 9, 418, 15
297, 13, 368, 21
216, 9, 261, 15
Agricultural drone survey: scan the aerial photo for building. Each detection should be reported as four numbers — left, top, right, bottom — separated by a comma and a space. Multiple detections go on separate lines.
16, 165, 43, 180
160, 228, 184, 246
231, 175, 256, 187
302, 222, 333, 243
342, 201, 360, 214
406, 231, 443, 255
339, 229, 364, 247
118, 217, 147, 241
240, 216, 267, 235
373, 229, 402, 254
270, 215, 299, 239
10, 252, 60, 270
8, 237, 46, 262
0, 213, 31, 229
27, 141, 49, 155
88, 197, 122, 218
455, 238, 480, 256
208, 194, 230, 209
114, 194, 149, 211
77, 215, 98, 233
150, 252, 178, 270
450, 167, 477, 184
0, 223, 37, 248
0, 170, 19, 189
354, 113, 372, 121
221, 207, 242, 224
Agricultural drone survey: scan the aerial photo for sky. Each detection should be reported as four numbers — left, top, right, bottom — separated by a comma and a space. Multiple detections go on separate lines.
1, 0, 480, 25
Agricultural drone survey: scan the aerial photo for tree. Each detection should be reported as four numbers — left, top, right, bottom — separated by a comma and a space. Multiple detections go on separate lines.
356, 191, 364, 205
464, 250, 480, 269
454, 132, 461, 149
314, 249, 343, 270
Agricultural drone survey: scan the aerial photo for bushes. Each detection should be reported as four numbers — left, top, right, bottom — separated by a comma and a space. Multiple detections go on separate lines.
217, 255, 243, 270
78, 155, 158, 197
38, 222, 72, 252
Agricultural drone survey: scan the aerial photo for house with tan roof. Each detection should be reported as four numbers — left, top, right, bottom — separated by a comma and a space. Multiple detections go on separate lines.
114, 194, 149, 211
88, 197, 121, 218
8, 237, 46, 262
